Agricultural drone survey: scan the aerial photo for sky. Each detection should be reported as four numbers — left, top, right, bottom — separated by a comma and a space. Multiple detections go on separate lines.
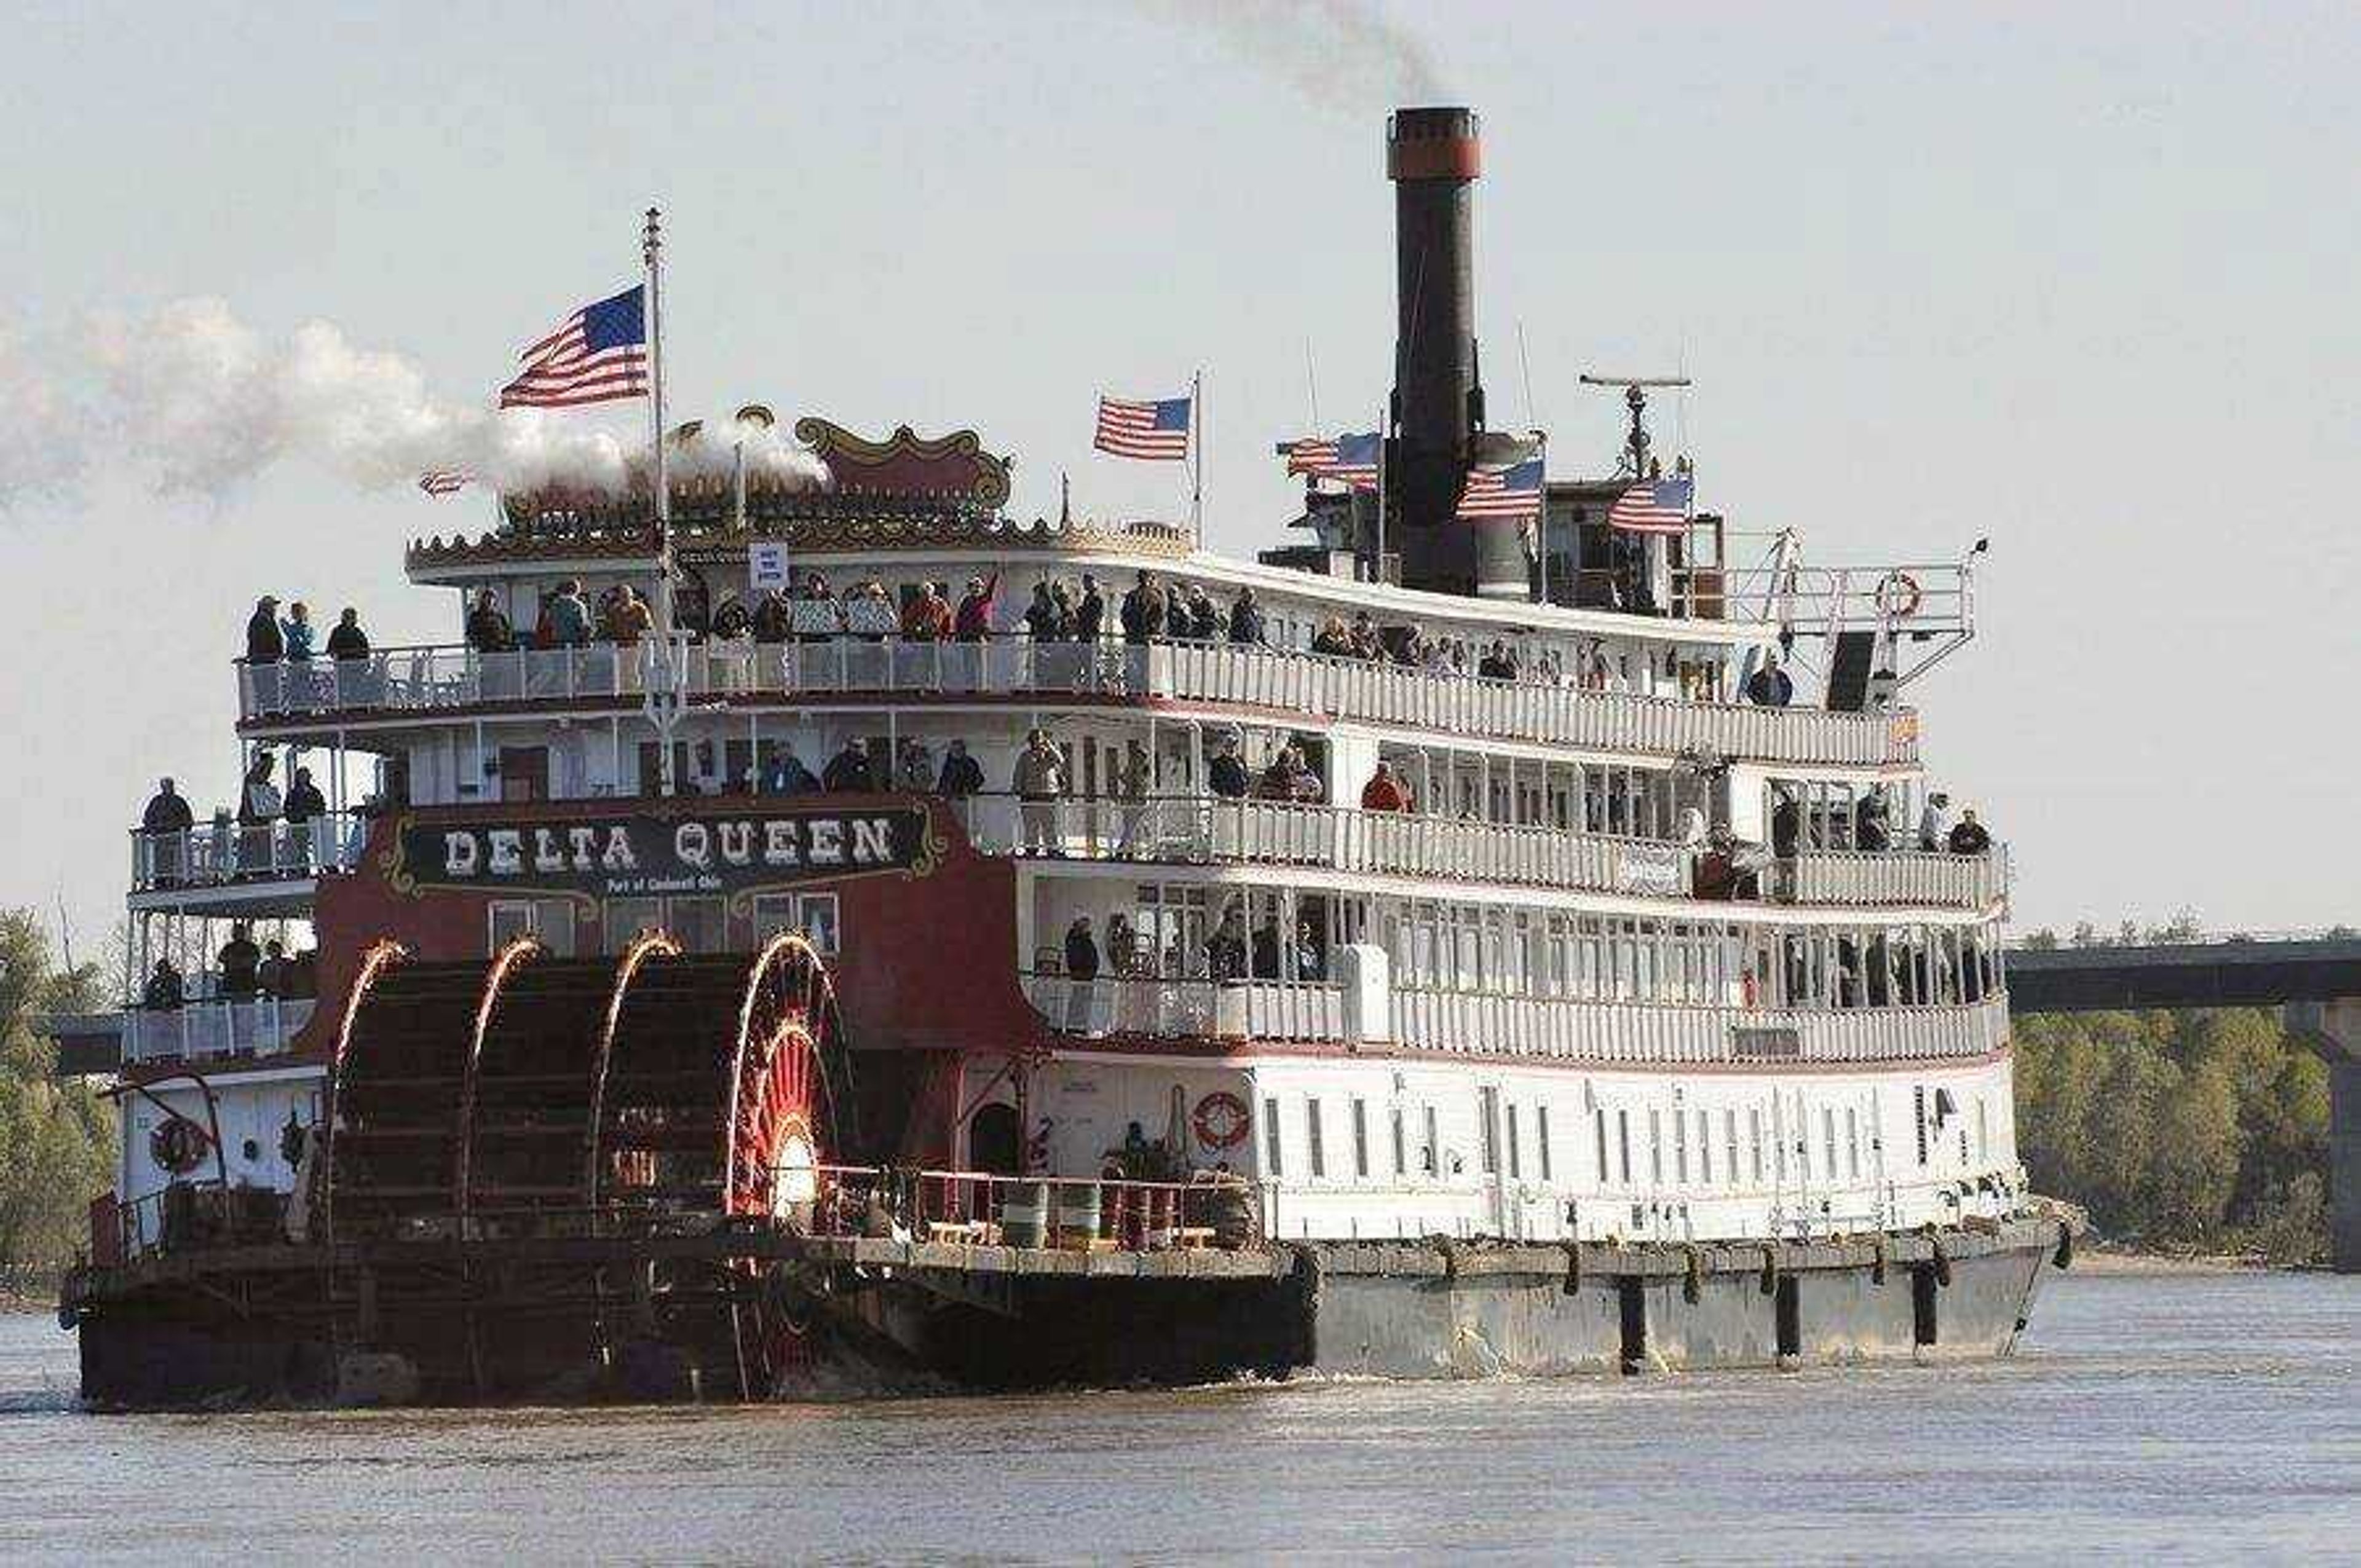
2, 1, 2355, 961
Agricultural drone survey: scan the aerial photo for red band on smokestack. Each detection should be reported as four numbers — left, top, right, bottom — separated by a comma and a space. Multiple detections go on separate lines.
1388, 135, 1481, 181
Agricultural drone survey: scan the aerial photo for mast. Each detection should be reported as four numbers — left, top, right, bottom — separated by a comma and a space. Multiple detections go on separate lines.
643, 206, 680, 795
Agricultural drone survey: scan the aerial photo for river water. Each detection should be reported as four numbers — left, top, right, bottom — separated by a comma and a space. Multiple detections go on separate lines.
1, 1272, 2353, 1564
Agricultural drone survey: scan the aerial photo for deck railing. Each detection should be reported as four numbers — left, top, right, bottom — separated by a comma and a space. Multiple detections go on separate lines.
124, 997, 315, 1063
132, 816, 368, 891
1777, 846, 2009, 909
235, 635, 1918, 766
1022, 974, 2009, 1065
955, 795, 1691, 897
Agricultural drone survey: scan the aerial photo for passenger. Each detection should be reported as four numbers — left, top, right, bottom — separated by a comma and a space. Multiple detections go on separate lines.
936, 739, 984, 797
1917, 791, 1953, 852
1693, 828, 1741, 901
257, 940, 290, 998
466, 588, 515, 652
1251, 915, 1283, 980
1311, 616, 1355, 658
1106, 913, 1141, 976
283, 766, 327, 825
710, 599, 753, 641
1294, 920, 1326, 981
904, 581, 954, 642
1119, 570, 1164, 645
1744, 652, 1793, 707
141, 778, 195, 835
1024, 581, 1069, 642
142, 958, 186, 1012
1185, 584, 1223, 642
752, 586, 794, 644
545, 580, 592, 648
1063, 916, 1101, 982
1075, 575, 1105, 642
1946, 809, 1993, 856
1227, 586, 1265, 645
1013, 728, 1067, 855
953, 573, 999, 642
1207, 736, 1250, 799
1206, 905, 1249, 982
1770, 790, 1801, 859
1050, 580, 1079, 639
607, 585, 654, 645
758, 748, 821, 797
237, 753, 282, 826
1163, 581, 1190, 640
280, 601, 317, 661
895, 738, 935, 793
1855, 789, 1894, 853
1112, 737, 1153, 854
218, 923, 263, 997
1349, 612, 1380, 660
821, 737, 877, 793
1360, 760, 1413, 813
325, 607, 370, 660
244, 596, 285, 664
1676, 803, 1709, 849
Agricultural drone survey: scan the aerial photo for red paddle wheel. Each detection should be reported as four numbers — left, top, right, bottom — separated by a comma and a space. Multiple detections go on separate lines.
722, 933, 850, 1393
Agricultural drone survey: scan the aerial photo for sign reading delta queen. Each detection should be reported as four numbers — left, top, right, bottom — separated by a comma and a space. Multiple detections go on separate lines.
390, 806, 936, 900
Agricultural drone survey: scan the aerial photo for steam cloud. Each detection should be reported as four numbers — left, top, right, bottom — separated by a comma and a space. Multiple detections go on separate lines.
1131, 0, 1444, 109
0, 299, 827, 506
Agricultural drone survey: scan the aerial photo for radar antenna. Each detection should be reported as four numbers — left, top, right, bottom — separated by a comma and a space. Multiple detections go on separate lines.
1579, 374, 1691, 477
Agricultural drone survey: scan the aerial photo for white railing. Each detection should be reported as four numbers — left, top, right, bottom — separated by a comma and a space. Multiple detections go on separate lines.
1021, 972, 2009, 1066
132, 816, 368, 891
235, 636, 1918, 766
124, 998, 315, 1063
1390, 988, 2010, 1063
1780, 846, 2009, 909
1020, 974, 1346, 1041
952, 795, 1691, 897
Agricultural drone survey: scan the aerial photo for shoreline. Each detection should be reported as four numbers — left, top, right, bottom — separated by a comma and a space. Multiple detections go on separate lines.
2071, 1247, 2281, 1277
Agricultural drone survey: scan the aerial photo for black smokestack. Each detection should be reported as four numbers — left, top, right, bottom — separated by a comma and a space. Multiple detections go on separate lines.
1386, 107, 1528, 599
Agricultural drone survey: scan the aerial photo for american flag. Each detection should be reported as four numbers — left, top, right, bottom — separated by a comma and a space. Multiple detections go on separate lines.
499, 285, 650, 409
1455, 458, 1545, 520
1607, 476, 1693, 534
417, 470, 473, 497
1093, 395, 1192, 461
1287, 431, 1382, 489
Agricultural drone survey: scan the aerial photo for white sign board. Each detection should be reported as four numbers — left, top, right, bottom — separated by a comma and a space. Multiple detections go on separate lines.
748, 541, 791, 596
1613, 842, 1689, 898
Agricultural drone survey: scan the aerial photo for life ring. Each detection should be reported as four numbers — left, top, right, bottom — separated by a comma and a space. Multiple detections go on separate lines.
1875, 570, 1923, 620
149, 1117, 210, 1175
1192, 1091, 1251, 1151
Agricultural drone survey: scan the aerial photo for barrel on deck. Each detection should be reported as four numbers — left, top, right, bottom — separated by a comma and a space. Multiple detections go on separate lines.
1053, 1181, 1102, 1247
1001, 1181, 1050, 1247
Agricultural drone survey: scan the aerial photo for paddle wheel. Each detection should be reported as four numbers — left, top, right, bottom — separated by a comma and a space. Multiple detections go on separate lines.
317, 931, 859, 1400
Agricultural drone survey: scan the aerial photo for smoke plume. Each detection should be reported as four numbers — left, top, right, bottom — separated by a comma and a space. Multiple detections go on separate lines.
1131, 0, 1444, 111
0, 299, 827, 506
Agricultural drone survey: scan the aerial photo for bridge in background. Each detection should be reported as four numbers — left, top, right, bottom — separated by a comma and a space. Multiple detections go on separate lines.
2007, 934, 2361, 1273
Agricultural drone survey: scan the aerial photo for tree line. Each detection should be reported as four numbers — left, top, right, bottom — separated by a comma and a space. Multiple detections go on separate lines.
2013, 913, 2336, 1262
0, 910, 116, 1291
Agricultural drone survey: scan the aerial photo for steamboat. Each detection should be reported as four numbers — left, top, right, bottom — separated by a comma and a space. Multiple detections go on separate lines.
61, 108, 2073, 1407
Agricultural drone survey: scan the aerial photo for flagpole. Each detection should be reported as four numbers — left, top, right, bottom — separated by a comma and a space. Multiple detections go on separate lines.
1188, 369, 1204, 548
1374, 401, 1388, 585
643, 205, 679, 797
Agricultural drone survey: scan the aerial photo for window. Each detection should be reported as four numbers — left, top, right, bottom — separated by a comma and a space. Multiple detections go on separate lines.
1390, 1103, 1407, 1176
1306, 1099, 1326, 1178
604, 897, 662, 955
1350, 1098, 1370, 1180
1673, 1109, 1689, 1183
1536, 1105, 1552, 1182
489, 901, 537, 951
668, 896, 727, 955
1596, 1107, 1611, 1184
1822, 1106, 1838, 1180
1913, 1085, 1930, 1165
1724, 1109, 1739, 1187
1975, 1098, 1991, 1162
1423, 1105, 1440, 1177
1264, 1096, 1284, 1176
1617, 1109, 1632, 1184
1846, 1108, 1862, 1179
1696, 1109, 1712, 1184
1648, 1109, 1663, 1184
754, 892, 840, 955
1478, 1087, 1500, 1175
1505, 1101, 1521, 1180
489, 899, 576, 958
1749, 1107, 1765, 1183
